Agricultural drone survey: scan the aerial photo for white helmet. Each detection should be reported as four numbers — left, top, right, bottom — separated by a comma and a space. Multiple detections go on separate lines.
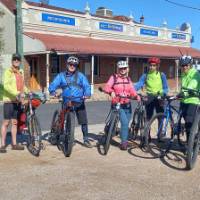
67, 56, 79, 65
117, 60, 128, 68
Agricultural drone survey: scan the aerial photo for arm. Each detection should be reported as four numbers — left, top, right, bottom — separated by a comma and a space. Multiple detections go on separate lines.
103, 75, 115, 94
161, 73, 169, 95
48, 74, 62, 95
80, 74, 91, 97
134, 74, 146, 91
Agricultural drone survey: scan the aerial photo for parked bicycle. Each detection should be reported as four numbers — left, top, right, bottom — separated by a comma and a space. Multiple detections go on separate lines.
129, 94, 147, 146
98, 87, 134, 155
182, 88, 200, 170
144, 88, 200, 170
18, 92, 46, 156
49, 96, 83, 157
143, 95, 185, 158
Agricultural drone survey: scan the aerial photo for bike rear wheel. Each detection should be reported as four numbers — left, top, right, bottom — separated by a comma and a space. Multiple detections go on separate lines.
144, 113, 173, 158
60, 111, 75, 157
27, 115, 42, 157
49, 110, 59, 145
186, 117, 200, 170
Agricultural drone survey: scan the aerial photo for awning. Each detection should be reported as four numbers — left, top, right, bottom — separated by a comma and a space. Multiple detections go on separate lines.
24, 32, 200, 59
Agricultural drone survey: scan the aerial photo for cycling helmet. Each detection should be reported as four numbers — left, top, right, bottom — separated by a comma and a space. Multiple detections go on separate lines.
148, 57, 160, 65
67, 56, 79, 66
117, 60, 128, 68
179, 55, 193, 66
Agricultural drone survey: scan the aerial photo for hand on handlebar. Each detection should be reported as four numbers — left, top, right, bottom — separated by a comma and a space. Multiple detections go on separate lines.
110, 92, 116, 98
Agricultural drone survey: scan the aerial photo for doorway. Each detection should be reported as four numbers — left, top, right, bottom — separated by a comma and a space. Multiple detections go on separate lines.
29, 57, 40, 91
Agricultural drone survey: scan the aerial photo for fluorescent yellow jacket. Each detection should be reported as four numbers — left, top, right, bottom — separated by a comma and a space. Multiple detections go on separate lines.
2, 67, 28, 102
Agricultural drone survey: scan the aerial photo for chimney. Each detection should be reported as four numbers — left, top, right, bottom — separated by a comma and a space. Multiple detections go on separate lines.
96, 7, 113, 17
140, 15, 144, 24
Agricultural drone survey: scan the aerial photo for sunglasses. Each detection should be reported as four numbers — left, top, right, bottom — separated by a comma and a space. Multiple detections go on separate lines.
119, 67, 128, 70
181, 64, 189, 67
12, 58, 21, 62
68, 63, 77, 67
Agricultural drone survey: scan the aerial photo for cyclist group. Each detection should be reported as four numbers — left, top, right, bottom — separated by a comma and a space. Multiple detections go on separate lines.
0, 53, 200, 155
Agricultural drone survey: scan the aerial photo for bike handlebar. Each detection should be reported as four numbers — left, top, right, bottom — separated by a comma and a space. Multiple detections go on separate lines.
98, 87, 137, 100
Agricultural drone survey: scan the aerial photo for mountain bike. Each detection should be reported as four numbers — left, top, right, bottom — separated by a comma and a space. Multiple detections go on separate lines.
49, 96, 83, 157
143, 95, 185, 158
182, 88, 200, 170
18, 92, 46, 157
129, 94, 147, 146
98, 87, 134, 155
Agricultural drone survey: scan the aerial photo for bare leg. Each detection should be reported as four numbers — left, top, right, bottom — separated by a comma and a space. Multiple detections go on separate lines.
11, 119, 18, 145
1, 120, 10, 146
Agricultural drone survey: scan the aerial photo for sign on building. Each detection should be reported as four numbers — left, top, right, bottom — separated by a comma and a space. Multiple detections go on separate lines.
171, 33, 186, 40
140, 28, 158, 37
42, 13, 75, 26
99, 22, 123, 32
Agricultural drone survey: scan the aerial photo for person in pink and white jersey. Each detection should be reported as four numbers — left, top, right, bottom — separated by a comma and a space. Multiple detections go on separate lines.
103, 60, 140, 150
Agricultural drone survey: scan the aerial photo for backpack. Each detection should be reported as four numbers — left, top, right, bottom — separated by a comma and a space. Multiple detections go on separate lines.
111, 74, 131, 89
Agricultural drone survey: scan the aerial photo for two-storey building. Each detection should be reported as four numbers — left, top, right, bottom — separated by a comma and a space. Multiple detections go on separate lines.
1, 0, 200, 93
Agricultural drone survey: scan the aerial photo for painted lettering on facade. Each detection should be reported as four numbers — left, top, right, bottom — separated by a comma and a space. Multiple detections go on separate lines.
99, 22, 123, 32
140, 28, 158, 36
42, 13, 75, 26
171, 33, 186, 40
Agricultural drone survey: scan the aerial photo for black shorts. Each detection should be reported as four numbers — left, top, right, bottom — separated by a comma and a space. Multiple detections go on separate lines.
74, 102, 88, 125
3, 102, 20, 120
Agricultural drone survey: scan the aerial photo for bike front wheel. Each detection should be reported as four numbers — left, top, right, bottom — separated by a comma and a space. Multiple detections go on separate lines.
144, 113, 173, 158
103, 113, 117, 155
186, 116, 200, 170
49, 110, 59, 145
61, 111, 75, 157
27, 115, 42, 157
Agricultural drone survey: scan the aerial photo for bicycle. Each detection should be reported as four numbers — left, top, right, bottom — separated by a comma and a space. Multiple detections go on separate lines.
98, 87, 134, 155
182, 88, 200, 170
129, 94, 147, 146
143, 95, 185, 158
49, 96, 83, 157
18, 92, 46, 157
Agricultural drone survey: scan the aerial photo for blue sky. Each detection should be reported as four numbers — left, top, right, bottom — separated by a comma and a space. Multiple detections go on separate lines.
30, 0, 200, 49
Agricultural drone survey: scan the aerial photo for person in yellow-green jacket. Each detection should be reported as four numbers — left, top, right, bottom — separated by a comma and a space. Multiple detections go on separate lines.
0, 54, 27, 153
179, 55, 200, 141
134, 57, 169, 121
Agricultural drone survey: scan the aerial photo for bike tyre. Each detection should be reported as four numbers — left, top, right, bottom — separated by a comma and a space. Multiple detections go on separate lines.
104, 113, 117, 155
49, 110, 59, 145
186, 117, 200, 170
61, 111, 75, 157
144, 113, 172, 158
26, 115, 42, 157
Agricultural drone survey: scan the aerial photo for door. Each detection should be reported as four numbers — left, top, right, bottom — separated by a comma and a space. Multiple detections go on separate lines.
29, 57, 40, 91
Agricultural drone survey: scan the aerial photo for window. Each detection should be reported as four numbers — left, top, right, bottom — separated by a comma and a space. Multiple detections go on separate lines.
51, 55, 60, 74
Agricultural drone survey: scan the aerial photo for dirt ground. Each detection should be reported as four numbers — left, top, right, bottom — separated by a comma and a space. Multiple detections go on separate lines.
0, 124, 200, 200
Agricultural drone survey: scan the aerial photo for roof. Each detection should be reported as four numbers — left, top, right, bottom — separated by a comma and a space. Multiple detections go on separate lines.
25, 1, 137, 23
0, 0, 16, 13
25, 32, 200, 59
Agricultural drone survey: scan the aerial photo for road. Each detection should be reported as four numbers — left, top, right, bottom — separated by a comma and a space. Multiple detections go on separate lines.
0, 101, 200, 200
0, 100, 138, 131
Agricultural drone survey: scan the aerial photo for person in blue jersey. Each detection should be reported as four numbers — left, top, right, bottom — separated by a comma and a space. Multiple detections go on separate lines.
49, 56, 92, 148
134, 57, 169, 121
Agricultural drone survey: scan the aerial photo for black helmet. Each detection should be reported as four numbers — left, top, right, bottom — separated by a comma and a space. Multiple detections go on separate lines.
12, 53, 21, 61
179, 55, 193, 66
